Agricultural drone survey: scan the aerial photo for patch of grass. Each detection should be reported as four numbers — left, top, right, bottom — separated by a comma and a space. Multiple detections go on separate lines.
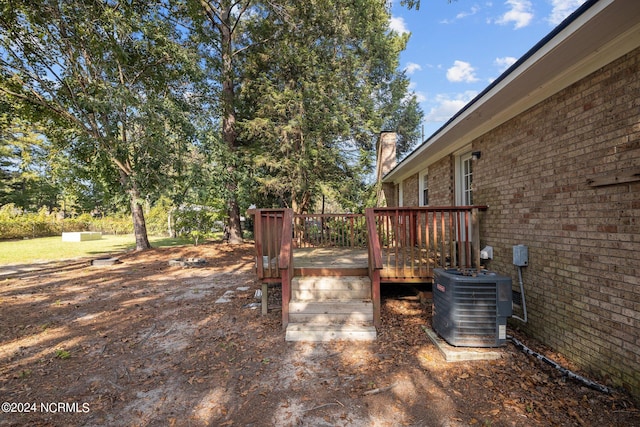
54, 349, 71, 360
0, 234, 196, 265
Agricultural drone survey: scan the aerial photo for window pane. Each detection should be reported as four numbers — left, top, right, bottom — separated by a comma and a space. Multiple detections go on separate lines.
462, 156, 473, 205
422, 174, 428, 205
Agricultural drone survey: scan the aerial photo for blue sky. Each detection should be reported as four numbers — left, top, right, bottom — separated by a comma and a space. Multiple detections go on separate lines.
389, 0, 588, 139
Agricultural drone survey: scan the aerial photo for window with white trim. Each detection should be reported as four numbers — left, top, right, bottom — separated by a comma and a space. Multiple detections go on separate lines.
419, 168, 429, 206
456, 151, 473, 206
455, 151, 475, 243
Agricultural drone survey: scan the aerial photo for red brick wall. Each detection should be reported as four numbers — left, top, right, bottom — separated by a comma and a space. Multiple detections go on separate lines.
391, 45, 639, 396
402, 173, 419, 206
397, 157, 454, 207
472, 47, 640, 395
428, 156, 455, 206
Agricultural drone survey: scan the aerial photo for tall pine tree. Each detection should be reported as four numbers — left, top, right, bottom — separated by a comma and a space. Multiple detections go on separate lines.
238, 0, 422, 213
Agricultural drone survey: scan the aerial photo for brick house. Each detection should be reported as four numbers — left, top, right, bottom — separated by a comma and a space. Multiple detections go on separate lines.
380, 0, 640, 396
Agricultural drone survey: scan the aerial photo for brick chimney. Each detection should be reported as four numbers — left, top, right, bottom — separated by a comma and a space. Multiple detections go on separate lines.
376, 131, 397, 207
376, 131, 397, 178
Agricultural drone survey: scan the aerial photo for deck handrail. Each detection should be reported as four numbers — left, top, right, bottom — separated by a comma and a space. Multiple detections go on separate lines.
278, 208, 294, 328
248, 208, 286, 281
365, 209, 383, 271
372, 205, 488, 281
293, 213, 367, 248
365, 208, 383, 328
373, 205, 488, 212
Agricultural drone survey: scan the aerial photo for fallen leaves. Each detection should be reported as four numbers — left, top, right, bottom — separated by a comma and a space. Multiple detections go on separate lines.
1, 243, 639, 427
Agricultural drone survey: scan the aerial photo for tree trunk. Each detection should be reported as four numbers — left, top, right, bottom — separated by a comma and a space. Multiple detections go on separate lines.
226, 197, 243, 244
291, 190, 311, 215
220, 4, 243, 244
127, 180, 151, 250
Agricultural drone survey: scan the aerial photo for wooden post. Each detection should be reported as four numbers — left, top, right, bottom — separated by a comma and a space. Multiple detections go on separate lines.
366, 208, 383, 329
472, 208, 480, 269
281, 267, 290, 328
279, 209, 294, 329
372, 269, 381, 329
261, 282, 268, 316
253, 210, 264, 279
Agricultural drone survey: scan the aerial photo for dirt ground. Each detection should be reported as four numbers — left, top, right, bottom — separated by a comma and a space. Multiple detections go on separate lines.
1, 241, 638, 427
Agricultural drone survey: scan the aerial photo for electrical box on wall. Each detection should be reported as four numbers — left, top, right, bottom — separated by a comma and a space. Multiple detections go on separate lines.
513, 245, 529, 266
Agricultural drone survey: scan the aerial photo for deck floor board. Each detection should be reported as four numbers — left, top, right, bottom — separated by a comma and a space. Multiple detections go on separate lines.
292, 247, 434, 282
293, 247, 368, 269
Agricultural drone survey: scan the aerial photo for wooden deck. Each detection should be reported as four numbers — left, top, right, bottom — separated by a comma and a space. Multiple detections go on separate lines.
294, 247, 438, 283
294, 247, 368, 276
249, 206, 487, 330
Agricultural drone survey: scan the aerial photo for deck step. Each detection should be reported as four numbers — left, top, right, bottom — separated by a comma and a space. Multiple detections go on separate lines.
287, 273, 375, 341
292, 276, 371, 300
294, 267, 369, 277
288, 301, 373, 323
286, 323, 377, 341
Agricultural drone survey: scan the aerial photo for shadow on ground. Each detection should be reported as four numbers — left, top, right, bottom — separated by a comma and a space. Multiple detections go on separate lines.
0, 242, 638, 426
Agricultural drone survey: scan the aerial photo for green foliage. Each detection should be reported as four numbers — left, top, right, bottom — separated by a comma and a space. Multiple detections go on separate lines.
237, 0, 423, 212
0, 0, 203, 249
173, 205, 222, 245
0, 205, 133, 240
400, 0, 421, 10
0, 117, 60, 210
54, 349, 71, 360
1, 0, 423, 227
0, 205, 60, 239
145, 196, 173, 236
85, 213, 133, 236
0, 198, 227, 241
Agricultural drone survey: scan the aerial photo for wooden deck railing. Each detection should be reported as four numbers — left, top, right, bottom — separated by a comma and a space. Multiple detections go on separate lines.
249, 209, 286, 282
365, 208, 382, 328
278, 209, 294, 328
250, 207, 487, 284
293, 213, 367, 248
249, 206, 487, 328
372, 206, 487, 282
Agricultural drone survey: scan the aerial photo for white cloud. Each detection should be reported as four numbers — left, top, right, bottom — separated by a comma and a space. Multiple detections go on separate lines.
389, 16, 409, 35
405, 62, 422, 75
494, 56, 517, 72
547, 0, 586, 26
446, 60, 479, 83
496, 0, 533, 29
440, 5, 481, 24
456, 5, 481, 20
414, 91, 427, 103
424, 91, 478, 123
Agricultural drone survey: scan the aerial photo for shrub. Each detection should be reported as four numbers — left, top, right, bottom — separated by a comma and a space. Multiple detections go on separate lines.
174, 205, 222, 245
0, 201, 224, 241
0, 205, 133, 239
146, 197, 172, 236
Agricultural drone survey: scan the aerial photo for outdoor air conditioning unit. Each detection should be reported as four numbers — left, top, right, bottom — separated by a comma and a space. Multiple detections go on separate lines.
432, 268, 512, 347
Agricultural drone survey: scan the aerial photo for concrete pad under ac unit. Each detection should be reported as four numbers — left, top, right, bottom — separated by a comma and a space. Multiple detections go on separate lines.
424, 327, 504, 362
